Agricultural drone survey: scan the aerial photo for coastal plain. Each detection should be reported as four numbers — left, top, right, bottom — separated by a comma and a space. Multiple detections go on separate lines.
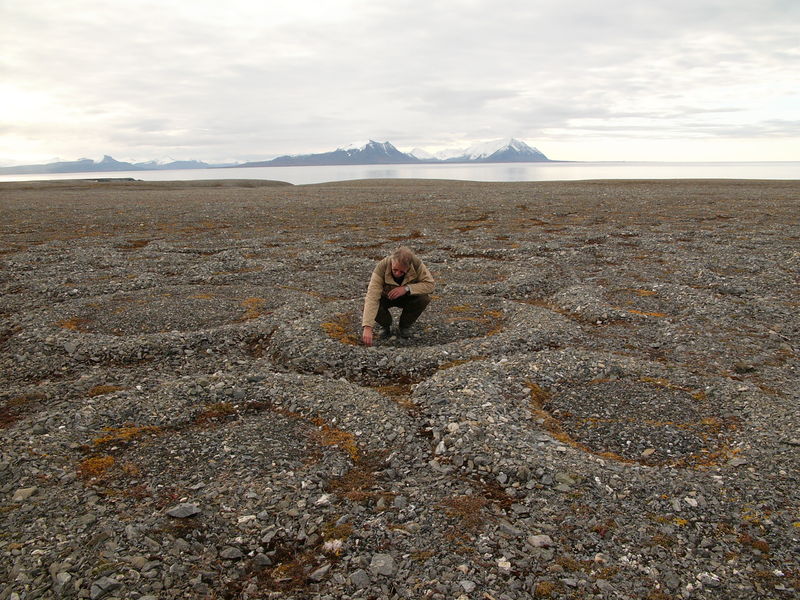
1, 178, 798, 599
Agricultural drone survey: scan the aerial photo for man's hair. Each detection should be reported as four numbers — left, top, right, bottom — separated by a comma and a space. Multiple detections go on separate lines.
391, 246, 415, 268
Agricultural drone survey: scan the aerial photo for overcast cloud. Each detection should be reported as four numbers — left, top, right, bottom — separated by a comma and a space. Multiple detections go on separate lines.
1, 0, 798, 164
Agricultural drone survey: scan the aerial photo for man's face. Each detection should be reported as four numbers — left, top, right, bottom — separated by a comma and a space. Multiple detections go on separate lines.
391, 261, 409, 279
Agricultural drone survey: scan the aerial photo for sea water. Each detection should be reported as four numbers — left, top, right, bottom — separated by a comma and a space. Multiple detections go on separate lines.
1, 161, 798, 185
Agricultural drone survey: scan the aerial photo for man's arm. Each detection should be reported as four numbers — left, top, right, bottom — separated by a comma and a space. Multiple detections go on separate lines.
361, 260, 387, 328
406, 260, 435, 295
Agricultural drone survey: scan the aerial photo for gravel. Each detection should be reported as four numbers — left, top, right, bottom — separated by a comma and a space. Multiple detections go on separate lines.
1, 178, 798, 599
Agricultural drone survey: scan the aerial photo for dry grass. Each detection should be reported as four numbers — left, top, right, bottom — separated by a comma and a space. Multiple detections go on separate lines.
439, 494, 489, 534
374, 383, 417, 412
193, 402, 237, 425
86, 385, 125, 397
116, 239, 151, 250
325, 466, 376, 500
533, 581, 558, 597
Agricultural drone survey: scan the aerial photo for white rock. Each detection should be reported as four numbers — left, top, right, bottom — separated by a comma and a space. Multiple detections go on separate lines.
528, 534, 553, 548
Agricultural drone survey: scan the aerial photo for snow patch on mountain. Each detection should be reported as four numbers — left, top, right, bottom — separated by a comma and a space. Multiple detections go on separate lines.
409, 147, 435, 160
338, 140, 396, 154
462, 138, 542, 160
339, 141, 372, 151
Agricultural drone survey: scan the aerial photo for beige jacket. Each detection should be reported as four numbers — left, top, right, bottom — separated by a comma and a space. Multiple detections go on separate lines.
361, 255, 435, 327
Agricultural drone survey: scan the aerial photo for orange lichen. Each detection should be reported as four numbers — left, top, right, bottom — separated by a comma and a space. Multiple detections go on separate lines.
240, 297, 267, 320
321, 314, 360, 345
627, 309, 669, 318
56, 317, 91, 332
448, 305, 472, 312
78, 455, 115, 480
92, 425, 161, 447
311, 418, 360, 461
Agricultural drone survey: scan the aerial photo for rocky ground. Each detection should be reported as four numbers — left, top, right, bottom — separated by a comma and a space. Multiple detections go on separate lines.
1, 177, 798, 600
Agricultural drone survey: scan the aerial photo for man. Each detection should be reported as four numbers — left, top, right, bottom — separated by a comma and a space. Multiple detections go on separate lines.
362, 246, 435, 346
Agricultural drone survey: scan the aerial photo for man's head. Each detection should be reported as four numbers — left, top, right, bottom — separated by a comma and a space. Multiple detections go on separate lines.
391, 246, 415, 279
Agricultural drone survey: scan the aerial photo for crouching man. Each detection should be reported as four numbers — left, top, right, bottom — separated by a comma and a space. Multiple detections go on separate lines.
361, 246, 435, 346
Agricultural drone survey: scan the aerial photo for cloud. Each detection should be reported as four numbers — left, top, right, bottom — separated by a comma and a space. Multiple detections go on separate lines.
1, 0, 798, 162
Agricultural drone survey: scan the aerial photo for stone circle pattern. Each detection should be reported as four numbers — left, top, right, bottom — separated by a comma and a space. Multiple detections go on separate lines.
1, 180, 798, 599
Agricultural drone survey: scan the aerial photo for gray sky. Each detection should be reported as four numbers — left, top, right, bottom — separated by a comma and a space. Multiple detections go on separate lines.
2, 0, 798, 164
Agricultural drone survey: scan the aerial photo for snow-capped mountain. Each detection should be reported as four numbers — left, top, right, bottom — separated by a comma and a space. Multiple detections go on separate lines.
0, 138, 551, 175
412, 139, 548, 162
446, 138, 548, 162
242, 140, 419, 167
244, 139, 548, 166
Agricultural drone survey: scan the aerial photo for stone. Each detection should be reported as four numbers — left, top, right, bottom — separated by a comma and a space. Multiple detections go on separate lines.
220, 546, 244, 560
554, 472, 575, 485
596, 580, 616, 593
253, 553, 272, 568
309, 563, 331, 582
12, 487, 38, 503
460, 580, 476, 593
166, 503, 201, 518
697, 572, 722, 588
370, 553, 395, 576
499, 521, 523, 537
90, 576, 120, 600
528, 534, 554, 548
350, 568, 371, 589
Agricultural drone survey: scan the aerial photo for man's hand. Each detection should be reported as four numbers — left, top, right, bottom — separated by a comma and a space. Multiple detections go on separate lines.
387, 285, 408, 300
362, 326, 374, 346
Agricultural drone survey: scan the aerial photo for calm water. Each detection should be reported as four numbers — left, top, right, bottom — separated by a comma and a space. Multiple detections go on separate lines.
1, 161, 798, 185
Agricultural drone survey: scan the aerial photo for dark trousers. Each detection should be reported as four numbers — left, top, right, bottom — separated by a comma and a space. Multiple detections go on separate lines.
376, 294, 431, 330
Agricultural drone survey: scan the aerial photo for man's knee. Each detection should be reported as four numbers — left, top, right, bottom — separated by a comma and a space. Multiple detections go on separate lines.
416, 294, 431, 310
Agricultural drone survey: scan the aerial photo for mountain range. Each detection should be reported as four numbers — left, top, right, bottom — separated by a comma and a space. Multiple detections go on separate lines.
0, 138, 549, 175
0, 155, 220, 175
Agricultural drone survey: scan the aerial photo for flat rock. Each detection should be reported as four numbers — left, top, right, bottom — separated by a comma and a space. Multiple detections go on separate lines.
166, 503, 201, 518
12, 487, 38, 503
370, 553, 395, 576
